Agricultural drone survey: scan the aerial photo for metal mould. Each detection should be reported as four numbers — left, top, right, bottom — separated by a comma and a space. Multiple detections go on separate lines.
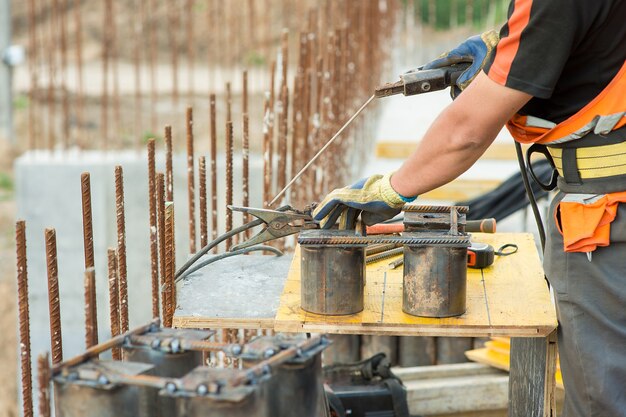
53, 360, 159, 417
401, 205, 471, 318
299, 230, 366, 315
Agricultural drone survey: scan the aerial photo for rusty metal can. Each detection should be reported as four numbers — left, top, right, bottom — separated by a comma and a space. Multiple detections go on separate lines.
299, 231, 366, 315
402, 244, 469, 318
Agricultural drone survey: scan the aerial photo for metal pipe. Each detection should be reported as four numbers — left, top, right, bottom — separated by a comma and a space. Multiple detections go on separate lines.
16, 220, 33, 417
45, 228, 63, 365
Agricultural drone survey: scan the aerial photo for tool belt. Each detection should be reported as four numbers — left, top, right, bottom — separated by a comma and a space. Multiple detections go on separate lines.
527, 126, 626, 194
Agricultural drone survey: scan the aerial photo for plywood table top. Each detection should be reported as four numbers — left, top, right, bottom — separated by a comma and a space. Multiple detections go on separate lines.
274, 233, 557, 337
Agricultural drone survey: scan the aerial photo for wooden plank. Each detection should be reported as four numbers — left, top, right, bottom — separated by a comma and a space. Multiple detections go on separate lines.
274, 233, 557, 337
508, 331, 558, 417
376, 141, 524, 161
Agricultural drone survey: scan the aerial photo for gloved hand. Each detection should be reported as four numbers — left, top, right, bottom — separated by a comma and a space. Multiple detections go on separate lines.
313, 173, 416, 229
421, 29, 499, 99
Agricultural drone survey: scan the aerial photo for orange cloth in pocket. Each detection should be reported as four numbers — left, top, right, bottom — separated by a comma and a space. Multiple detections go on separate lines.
557, 191, 626, 252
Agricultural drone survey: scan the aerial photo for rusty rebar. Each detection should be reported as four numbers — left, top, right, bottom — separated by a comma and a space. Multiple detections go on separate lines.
84, 267, 99, 349
262, 94, 272, 208
115, 166, 129, 333
37, 353, 51, 417
225, 120, 234, 250
16, 221, 33, 417
165, 125, 174, 202
156, 173, 166, 320
186, 107, 196, 254
148, 140, 159, 320
45, 228, 63, 365
209, 94, 218, 249
81, 172, 94, 269
74, 0, 84, 147
199, 156, 208, 247
242, 72, 249, 228
107, 248, 121, 360
164, 202, 176, 327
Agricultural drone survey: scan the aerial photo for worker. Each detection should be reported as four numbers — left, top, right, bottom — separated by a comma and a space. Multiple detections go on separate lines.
313, 1, 626, 416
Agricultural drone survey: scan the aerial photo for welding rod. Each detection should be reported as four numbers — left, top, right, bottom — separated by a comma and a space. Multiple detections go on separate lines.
16, 221, 33, 417
269, 94, 375, 206
52, 320, 159, 375
45, 228, 63, 365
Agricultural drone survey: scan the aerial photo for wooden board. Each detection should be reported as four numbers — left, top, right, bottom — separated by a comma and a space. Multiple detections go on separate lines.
376, 141, 525, 161
274, 233, 557, 337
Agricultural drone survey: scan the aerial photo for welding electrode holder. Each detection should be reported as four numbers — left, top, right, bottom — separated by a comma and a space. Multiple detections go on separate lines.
374, 62, 471, 98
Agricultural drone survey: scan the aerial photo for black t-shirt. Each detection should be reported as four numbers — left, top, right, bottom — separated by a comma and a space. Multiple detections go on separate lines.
484, 0, 626, 124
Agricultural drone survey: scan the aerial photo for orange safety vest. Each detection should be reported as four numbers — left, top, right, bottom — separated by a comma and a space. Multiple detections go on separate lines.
506, 60, 626, 253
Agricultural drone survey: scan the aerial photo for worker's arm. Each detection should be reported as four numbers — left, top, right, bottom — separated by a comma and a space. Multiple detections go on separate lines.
390, 72, 532, 197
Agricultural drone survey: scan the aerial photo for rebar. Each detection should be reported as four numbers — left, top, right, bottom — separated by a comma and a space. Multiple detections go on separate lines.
157, 173, 167, 321
164, 202, 176, 327
262, 94, 272, 208
45, 228, 63, 365
115, 166, 129, 333
16, 221, 33, 417
81, 172, 95, 269
298, 235, 471, 247
366, 247, 404, 264
199, 156, 208, 247
165, 125, 174, 202
366, 243, 401, 256
37, 353, 51, 417
209, 94, 218, 249
148, 139, 159, 320
242, 115, 250, 234
225, 120, 234, 250
186, 107, 196, 254
107, 248, 121, 361
84, 267, 99, 349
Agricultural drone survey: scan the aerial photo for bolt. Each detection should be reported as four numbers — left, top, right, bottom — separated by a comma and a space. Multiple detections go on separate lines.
196, 384, 208, 395
421, 81, 431, 91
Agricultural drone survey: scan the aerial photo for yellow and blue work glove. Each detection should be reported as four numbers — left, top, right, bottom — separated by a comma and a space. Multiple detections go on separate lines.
312, 173, 416, 229
421, 30, 499, 99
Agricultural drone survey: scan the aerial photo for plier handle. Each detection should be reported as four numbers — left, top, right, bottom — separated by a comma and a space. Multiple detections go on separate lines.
229, 206, 319, 251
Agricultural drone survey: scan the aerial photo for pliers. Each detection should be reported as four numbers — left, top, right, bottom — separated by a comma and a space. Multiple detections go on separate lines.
229, 205, 319, 251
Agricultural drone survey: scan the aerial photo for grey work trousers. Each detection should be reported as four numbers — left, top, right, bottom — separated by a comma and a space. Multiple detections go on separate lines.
544, 192, 626, 417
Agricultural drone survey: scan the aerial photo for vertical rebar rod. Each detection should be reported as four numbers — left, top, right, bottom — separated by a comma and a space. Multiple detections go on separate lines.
84, 267, 98, 349
156, 173, 167, 321
115, 166, 129, 333
37, 353, 50, 417
242, 71, 249, 229
262, 94, 272, 208
165, 125, 174, 202
147, 139, 159, 320
186, 107, 196, 254
27, 0, 38, 150
45, 228, 63, 365
164, 202, 175, 327
81, 172, 95, 269
16, 220, 33, 417
199, 156, 208, 248
149, 0, 157, 131
74, 0, 84, 147
107, 248, 121, 360
225, 120, 234, 250
209, 94, 218, 250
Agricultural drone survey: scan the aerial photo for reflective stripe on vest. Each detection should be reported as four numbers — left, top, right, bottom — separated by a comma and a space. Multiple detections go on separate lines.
506, 60, 626, 145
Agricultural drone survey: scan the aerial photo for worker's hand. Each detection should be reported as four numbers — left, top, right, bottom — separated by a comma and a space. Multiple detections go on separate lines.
313, 173, 415, 229
422, 30, 499, 99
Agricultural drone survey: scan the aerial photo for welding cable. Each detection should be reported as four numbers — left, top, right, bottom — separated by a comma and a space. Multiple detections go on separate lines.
175, 245, 284, 283
175, 205, 293, 279
514, 141, 546, 251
